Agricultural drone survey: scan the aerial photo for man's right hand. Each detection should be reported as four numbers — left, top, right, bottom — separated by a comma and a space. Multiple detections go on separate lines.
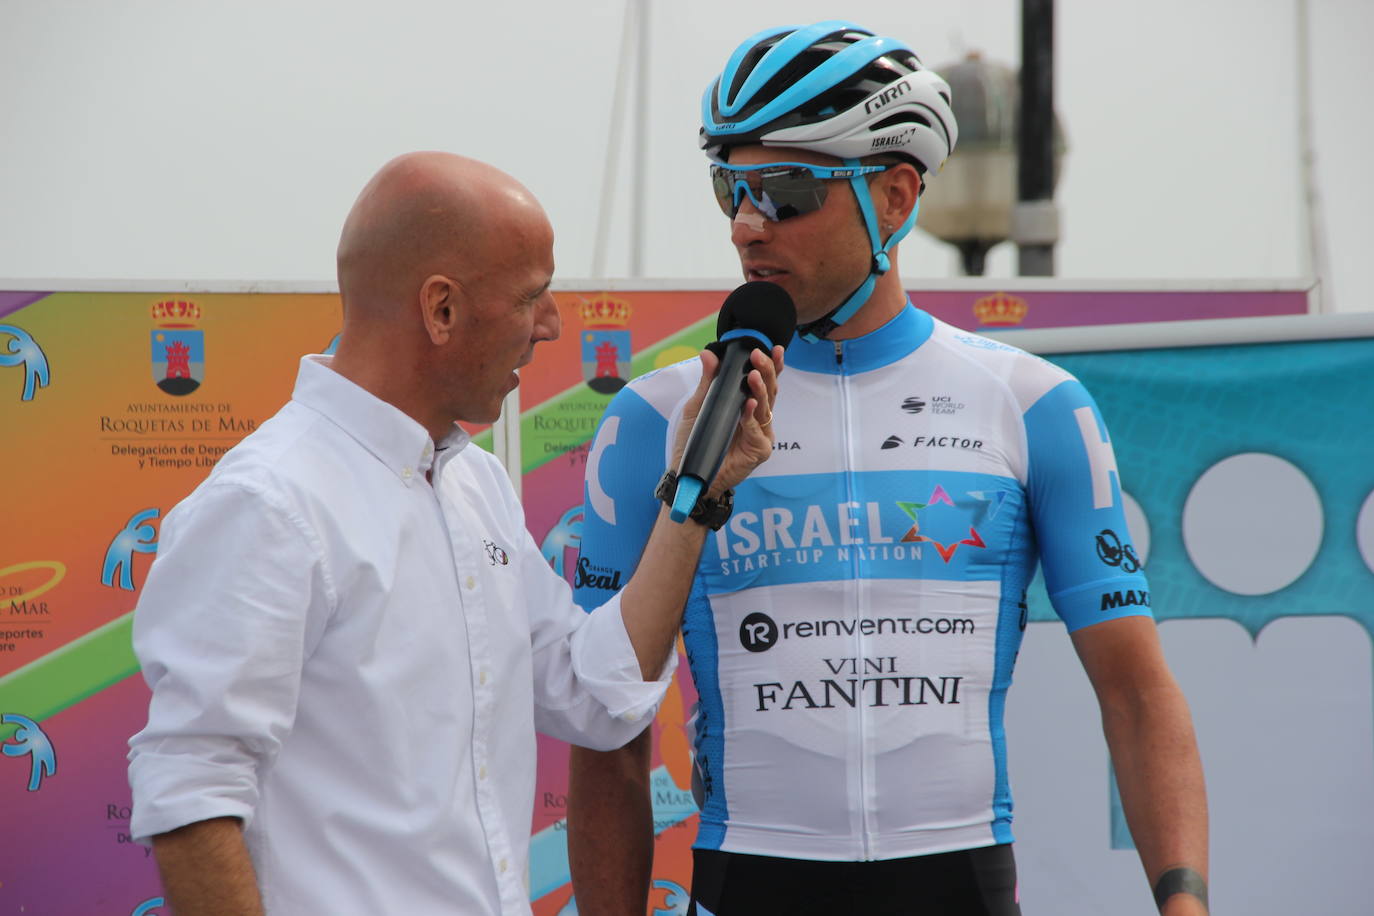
669, 345, 783, 499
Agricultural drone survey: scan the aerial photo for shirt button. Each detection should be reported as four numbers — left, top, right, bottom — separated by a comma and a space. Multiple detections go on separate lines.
479, 766, 488, 780
479, 670, 488, 685
402, 467, 413, 480
499, 858, 508, 874
465, 575, 476, 590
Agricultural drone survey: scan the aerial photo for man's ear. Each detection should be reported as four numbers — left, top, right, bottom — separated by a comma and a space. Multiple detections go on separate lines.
876, 162, 922, 238
419, 274, 461, 345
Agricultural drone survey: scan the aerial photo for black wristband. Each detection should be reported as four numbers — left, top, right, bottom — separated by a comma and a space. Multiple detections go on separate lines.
1153, 867, 1208, 912
655, 470, 733, 530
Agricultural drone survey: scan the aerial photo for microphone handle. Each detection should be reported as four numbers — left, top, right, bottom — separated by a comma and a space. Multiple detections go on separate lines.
670, 342, 756, 521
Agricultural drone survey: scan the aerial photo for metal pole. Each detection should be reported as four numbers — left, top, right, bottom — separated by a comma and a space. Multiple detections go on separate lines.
1295, 0, 1330, 312
1014, 0, 1057, 276
590, 0, 637, 278
957, 241, 990, 276
629, 0, 650, 278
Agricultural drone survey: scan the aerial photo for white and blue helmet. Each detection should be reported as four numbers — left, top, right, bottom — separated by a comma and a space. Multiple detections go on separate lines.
700, 21, 958, 180
701, 22, 959, 340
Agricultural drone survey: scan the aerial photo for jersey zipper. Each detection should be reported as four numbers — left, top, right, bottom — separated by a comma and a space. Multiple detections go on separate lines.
833, 338, 872, 859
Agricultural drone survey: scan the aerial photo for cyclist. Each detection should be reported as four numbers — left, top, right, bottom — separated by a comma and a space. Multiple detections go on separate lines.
569, 22, 1208, 916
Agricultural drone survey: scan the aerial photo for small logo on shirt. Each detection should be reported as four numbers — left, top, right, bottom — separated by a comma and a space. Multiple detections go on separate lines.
1100, 589, 1150, 611
896, 485, 987, 563
1094, 529, 1141, 573
880, 434, 983, 452
953, 333, 1019, 353
574, 556, 624, 591
739, 612, 779, 652
483, 540, 509, 566
928, 395, 966, 415
901, 396, 926, 414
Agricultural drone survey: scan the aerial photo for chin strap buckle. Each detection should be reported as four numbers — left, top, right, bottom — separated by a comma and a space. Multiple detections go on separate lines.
797, 315, 838, 342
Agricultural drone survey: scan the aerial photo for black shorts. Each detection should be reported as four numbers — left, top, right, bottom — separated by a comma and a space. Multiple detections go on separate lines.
687, 844, 1022, 916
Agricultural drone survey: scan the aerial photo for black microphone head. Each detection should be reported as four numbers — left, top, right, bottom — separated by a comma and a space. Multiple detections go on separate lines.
716, 281, 797, 351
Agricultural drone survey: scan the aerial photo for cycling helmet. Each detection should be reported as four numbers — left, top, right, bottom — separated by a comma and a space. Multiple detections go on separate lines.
701, 21, 957, 176
701, 21, 959, 340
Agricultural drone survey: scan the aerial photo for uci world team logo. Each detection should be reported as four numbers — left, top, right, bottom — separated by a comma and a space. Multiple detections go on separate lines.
101, 508, 161, 591
1, 713, 56, 792
150, 300, 204, 396
0, 324, 50, 402
579, 295, 632, 395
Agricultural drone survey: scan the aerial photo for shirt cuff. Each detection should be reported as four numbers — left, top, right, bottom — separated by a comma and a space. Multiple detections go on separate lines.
569, 592, 676, 724
128, 740, 259, 843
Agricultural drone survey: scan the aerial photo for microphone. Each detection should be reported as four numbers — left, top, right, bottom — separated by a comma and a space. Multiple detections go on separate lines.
669, 281, 796, 523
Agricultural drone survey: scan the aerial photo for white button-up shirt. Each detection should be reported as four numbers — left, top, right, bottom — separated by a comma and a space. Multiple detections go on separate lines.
128, 356, 671, 915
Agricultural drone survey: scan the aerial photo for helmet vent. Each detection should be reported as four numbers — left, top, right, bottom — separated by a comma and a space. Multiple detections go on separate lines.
872, 112, 931, 131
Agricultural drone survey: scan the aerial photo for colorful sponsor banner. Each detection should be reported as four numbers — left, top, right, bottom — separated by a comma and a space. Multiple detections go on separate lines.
0, 291, 341, 913
913, 285, 1309, 330
0, 285, 1320, 914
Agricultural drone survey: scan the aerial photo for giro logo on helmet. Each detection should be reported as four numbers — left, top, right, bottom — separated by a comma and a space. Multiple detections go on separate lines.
864, 79, 911, 115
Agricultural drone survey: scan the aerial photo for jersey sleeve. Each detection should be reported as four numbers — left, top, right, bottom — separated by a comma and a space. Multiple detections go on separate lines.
1023, 378, 1152, 631
573, 377, 679, 612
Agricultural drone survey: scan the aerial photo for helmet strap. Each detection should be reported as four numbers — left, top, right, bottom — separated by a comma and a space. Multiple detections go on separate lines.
797, 158, 919, 342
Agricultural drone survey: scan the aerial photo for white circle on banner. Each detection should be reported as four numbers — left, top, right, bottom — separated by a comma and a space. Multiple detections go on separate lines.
1358, 490, 1374, 575
1121, 490, 1150, 567
1183, 453, 1323, 595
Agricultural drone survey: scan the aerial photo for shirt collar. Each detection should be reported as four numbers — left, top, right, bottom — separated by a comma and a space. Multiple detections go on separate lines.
292, 356, 468, 486
784, 300, 933, 375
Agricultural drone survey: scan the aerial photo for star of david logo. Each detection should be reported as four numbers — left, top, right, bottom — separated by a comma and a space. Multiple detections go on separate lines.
896, 484, 987, 563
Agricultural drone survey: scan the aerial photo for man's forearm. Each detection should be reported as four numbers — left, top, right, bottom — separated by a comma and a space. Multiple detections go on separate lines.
568, 734, 655, 916
617, 504, 710, 680
151, 816, 265, 916
616, 346, 778, 680
1102, 682, 1209, 914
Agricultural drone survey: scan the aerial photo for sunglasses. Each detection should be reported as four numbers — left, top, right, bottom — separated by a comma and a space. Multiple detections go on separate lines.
710, 161, 889, 222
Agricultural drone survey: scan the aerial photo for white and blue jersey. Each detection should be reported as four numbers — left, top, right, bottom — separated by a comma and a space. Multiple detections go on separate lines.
574, 303, 1150, 862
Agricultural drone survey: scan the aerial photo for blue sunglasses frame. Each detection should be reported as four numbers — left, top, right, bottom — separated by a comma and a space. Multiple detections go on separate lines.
710, 161, 889, 221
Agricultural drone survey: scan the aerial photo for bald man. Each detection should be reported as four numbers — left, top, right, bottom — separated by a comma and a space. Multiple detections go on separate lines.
127, 152, 781, 916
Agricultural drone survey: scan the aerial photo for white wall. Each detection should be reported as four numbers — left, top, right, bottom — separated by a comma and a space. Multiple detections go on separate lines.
1, 0, 1369, 309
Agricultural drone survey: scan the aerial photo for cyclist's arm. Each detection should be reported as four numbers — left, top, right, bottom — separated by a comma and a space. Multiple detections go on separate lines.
1072, 618, 1209, 915
569, 370, 691, 914
1025, 377, 1209, 913
569, 732, 655, 916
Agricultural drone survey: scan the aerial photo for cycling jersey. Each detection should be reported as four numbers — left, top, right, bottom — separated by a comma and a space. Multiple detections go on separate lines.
574, 303, 1151, 862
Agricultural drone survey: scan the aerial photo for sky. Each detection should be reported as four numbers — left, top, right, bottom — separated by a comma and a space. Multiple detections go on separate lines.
1, 0, 1370, 312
